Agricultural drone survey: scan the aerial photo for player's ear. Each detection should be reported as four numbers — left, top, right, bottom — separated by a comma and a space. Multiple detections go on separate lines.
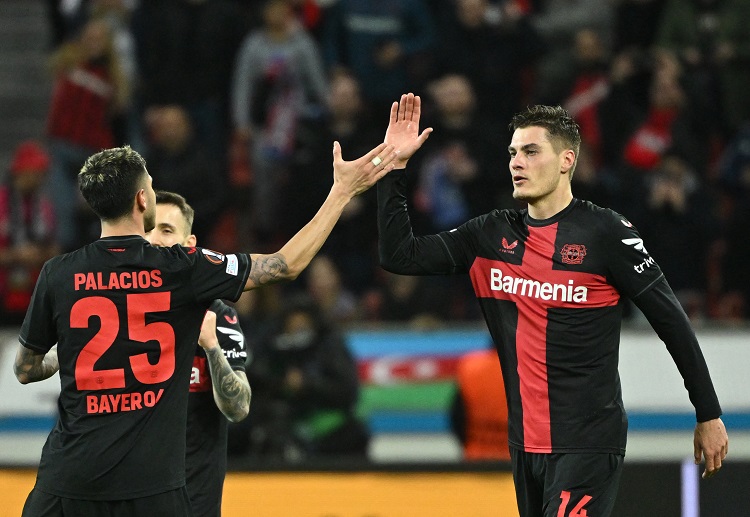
186, 234, 197, 247
136, 188, 147, 212
561, 149, 576, 174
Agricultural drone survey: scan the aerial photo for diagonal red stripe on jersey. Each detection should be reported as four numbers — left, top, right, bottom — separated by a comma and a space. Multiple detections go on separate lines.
469, 224, 620, 453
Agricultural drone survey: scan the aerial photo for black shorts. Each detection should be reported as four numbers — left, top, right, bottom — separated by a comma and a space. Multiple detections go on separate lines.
510, 449, 624, 517
22, 486, 193, 517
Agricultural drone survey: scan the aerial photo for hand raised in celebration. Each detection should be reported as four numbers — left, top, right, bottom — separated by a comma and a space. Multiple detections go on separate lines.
332, 141, 397, 199
384, 92, 433, 169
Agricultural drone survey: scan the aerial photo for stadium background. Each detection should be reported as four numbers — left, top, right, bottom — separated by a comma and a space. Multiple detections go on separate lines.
1, 1, 750, 516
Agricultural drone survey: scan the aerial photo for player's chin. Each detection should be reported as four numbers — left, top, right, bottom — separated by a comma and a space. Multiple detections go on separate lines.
512, 188, 533, 202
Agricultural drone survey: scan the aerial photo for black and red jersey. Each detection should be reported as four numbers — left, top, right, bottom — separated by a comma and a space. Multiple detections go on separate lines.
378, 171, 721, 454
19, 236, 251, 500
186, 299, 248, 517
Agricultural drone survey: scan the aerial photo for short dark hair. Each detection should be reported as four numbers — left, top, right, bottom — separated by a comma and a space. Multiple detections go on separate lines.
78, 146, 148, 221
155, 190, 194, 233
510, 105, 581, 177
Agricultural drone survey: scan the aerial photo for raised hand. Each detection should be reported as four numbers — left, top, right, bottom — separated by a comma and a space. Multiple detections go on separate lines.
332, 141, 397, 198
384, 93, 433, 169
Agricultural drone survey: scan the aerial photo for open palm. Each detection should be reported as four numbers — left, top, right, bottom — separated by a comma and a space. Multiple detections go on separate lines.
384, 93, 433, 169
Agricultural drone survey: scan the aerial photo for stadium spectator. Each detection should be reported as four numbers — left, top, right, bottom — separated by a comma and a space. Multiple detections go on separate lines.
46, 16, 129, 251
416, 74, 507, 233
0, 142, 59, 325
132, 0, 248, 164
295, 71, 383, 294
244, 294, 369, 460
144, 105, 226, 243
655, 0, 750, 135
435, 0, 543, 125
321, 0, 436, 112
231, 0, 328, 246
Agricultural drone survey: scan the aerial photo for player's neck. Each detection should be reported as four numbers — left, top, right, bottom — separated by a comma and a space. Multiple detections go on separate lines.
527, 189, 573, 221
100, 217, 146, 239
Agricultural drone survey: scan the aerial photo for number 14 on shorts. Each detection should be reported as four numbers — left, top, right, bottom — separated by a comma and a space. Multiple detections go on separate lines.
558, 491, 592, 517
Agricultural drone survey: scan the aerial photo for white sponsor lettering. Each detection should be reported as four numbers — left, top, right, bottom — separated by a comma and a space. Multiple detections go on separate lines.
190, 367, 201, 385
490, 268, 588, 303
224, 349, 247, 359
634, 256, 656, 273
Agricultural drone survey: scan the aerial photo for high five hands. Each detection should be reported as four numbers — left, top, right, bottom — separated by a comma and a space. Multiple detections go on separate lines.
384, 93, 433, 169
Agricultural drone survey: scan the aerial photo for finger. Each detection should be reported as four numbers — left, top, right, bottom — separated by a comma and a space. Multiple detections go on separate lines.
377, 147, 397, 167
417, 127, 434, 147
404, 92, 414, 121
362, 142, 390, 164
398, 94, 407, 121
694, 441, 702, 465
389, 101, 398, 126
413, 95, 422, 122
703, 451, 716, 478
332, 140, 342, 164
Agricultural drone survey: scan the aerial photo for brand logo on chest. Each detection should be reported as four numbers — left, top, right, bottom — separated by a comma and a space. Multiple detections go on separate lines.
560, 244, 587, 265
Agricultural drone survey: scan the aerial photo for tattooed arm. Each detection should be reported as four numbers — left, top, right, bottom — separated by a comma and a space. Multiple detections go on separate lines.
243, 141, 397, 290
199, 311, 251, 422
14, 344, 59, 384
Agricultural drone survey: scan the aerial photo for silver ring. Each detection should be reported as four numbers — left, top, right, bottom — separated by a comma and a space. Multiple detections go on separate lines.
371, 156, 382, 167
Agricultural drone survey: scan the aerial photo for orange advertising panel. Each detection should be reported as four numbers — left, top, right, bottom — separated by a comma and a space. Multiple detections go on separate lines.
2, 469, 519, 517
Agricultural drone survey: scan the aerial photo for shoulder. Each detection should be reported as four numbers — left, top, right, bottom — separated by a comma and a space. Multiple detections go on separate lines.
572, 199, 632, 234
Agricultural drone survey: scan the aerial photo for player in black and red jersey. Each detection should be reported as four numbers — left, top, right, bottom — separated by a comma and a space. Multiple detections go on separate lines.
376, 94, 728, 517
147, 190, 250, 517
14, 141, 397, 516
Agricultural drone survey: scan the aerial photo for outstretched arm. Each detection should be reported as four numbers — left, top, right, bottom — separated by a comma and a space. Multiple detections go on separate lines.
199, 311, 251, 423
14, 344, 58, 384
378, 93, 467, 275
244, 141, 397, 290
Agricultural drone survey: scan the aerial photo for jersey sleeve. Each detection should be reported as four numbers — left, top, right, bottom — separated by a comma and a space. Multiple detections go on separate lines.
632, 279, 722, 422
603, 211, 665, 298
18, 262, 57, 353
377, 168, 481, 275
188, 248, 251, 303
210, 300, 249, 371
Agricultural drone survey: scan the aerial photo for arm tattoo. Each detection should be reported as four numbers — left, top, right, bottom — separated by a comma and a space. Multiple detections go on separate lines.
14, 346, 59, 384
204, 346, 251, 423
249, 253, 289, 286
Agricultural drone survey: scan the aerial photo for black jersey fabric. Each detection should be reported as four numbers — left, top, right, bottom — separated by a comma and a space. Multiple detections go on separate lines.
378, 170, 721, 454
18, 236, 251, 500
186, 299, 247, 517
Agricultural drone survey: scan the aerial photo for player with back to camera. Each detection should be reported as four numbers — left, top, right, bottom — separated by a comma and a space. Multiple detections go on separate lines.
377, 93, 728, 517
14, 139, 397, 516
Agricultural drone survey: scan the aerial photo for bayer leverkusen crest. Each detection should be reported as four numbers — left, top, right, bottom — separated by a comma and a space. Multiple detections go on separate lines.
560, 244, 587, 265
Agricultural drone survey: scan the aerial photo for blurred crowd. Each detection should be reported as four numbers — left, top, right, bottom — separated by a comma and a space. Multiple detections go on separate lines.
4, 0, 750, 327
